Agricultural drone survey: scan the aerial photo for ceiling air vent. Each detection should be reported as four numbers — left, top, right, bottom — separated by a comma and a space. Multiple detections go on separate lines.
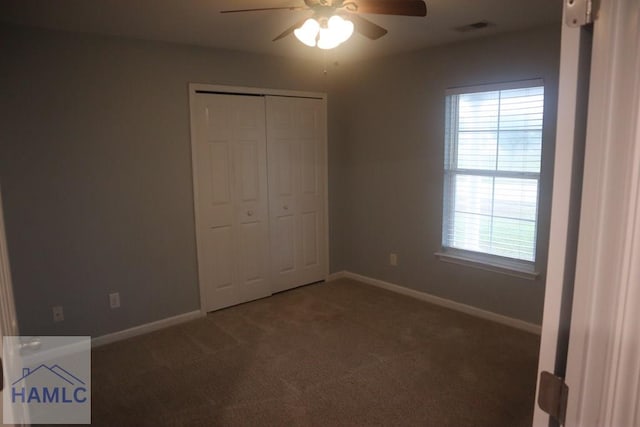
454, 21, 495, 33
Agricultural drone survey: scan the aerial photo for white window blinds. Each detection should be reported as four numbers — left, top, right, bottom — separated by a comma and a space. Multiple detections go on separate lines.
443, 83, 544, 264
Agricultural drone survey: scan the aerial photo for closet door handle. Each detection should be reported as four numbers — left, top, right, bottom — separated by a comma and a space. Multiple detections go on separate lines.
283, 205, 289, 210
247, 210, 254, 217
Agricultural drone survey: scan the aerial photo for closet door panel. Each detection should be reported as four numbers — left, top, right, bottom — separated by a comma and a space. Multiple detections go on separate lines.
194, 93, 270, 311
301, 211, 320, 267
274, 215, 296, 273
268, 133, 299, 288
267, 96, 326, 292
237, 220, 266, 299
208, 227, 234, 288
232, 98, 271, 302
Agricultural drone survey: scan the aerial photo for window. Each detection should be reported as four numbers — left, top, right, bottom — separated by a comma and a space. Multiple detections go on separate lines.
440, 80, 544, 276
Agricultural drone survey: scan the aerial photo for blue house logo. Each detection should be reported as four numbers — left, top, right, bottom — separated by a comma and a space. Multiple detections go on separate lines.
3, 336, 91, 424
11, 364, 88, 404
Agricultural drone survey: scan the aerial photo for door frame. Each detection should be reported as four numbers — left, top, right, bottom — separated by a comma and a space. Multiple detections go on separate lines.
188, 84, 329, 314
0, 186, 19, 336
532, 6, 589, 425
0, 185, 20, 425
535, 0, 640, 425
562, 0, 640, 425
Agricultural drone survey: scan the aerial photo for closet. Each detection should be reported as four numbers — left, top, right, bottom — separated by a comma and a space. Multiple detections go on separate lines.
190, 85, 327, 313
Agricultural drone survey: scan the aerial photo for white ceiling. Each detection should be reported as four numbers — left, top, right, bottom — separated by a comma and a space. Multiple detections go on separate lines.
0, 0, 562, 62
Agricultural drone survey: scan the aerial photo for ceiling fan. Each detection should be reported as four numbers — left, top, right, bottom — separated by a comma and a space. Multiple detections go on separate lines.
221, 0, 427, 49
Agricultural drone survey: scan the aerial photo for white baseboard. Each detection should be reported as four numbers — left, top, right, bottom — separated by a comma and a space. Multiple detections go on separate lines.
328, 270, 541, 335
327, 271, 347, 281
91, 310, 204, 348
91, 272, 539, 348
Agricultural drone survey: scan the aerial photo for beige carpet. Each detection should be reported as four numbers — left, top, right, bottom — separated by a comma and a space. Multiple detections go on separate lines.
89, 278, 540, 426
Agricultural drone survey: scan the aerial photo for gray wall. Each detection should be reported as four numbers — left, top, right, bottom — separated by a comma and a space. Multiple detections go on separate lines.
0, 25, 336, 336
0, 23, 559, 337
329, 25, 560, 325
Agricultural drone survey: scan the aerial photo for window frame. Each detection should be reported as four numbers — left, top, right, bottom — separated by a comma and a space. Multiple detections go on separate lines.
437, 79, 544, 279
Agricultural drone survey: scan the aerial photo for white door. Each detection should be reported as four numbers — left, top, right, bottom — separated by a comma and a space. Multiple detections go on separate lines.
0, 186, 19, 426
192, 93, 271, 312
266, 96, 327, 293
535, 0, 640, 426
532, 7, 592, 426
562, 0, 640, 425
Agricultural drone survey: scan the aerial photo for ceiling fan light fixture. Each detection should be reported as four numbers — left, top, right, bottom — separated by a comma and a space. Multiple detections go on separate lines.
294, 15, 354, 50
329, 15, 354, 44
317, 26, 339, 50
294, 18, 321, 47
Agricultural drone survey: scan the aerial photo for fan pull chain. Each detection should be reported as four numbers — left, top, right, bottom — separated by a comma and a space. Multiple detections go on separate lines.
323, 51, 330, 75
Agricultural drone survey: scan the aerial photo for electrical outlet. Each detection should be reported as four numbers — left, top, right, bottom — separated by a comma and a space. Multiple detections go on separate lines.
109, 292, 120, 309
390, 253, 398, 266
52, 306, 64, 322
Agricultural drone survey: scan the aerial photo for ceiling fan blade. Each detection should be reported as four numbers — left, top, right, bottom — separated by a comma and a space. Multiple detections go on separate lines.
352, 0, 427, 17
220, 6, 306, 13
273, 17, 309, 41
348, 15, 388, 40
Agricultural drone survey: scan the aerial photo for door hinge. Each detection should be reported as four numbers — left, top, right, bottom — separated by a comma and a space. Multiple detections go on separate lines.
566, 0, 599, 27
538, 371, 569, 425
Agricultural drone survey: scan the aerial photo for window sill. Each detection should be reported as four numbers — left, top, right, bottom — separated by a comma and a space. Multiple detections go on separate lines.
434, 251, 540, 280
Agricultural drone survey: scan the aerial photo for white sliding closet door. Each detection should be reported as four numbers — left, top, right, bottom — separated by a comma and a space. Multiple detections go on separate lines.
266, 96, 327, 293
192, 93, 271, 312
